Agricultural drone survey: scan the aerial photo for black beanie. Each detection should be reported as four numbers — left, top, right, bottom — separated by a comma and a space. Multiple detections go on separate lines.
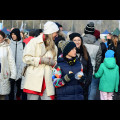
10, 28, 21, 41
58, 41, 76, 57
84, 22, 95, 35
69, 33, 83, 42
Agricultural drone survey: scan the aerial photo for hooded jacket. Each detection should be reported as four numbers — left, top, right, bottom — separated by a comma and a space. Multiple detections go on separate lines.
10, 28, 25, 80
83, 34, 99, 74
94, 58, 119, 92
0, 39, 16, 95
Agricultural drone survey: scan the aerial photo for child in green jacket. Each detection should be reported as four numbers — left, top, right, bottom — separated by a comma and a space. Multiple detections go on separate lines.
94, 50, 119, 100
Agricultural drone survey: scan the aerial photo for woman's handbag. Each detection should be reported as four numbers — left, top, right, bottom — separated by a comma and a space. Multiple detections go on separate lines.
22, 65, 28, 77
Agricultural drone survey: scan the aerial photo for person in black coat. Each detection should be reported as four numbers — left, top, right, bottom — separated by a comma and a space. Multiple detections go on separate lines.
114, 39, 120, 99
69, 33, 93, 100
108, 35, 118, 57
95, 33, 113, 73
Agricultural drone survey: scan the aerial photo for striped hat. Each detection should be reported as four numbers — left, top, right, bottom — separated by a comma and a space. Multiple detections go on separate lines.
84, 22, 95, 35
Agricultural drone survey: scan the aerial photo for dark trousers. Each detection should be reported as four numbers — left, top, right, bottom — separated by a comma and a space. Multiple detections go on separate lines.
9, 78, 27, 100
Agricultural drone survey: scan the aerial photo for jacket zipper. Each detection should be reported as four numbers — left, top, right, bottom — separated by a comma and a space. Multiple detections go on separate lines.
15, 41, 17, 63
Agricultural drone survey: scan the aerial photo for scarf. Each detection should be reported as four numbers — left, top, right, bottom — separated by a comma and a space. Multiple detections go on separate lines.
64, 57, 77, 66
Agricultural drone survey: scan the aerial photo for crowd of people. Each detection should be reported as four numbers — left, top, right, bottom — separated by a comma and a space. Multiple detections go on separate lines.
0, 20, 120, 100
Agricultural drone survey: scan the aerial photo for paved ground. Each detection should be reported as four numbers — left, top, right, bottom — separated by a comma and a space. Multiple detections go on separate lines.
5, 85, 119, 100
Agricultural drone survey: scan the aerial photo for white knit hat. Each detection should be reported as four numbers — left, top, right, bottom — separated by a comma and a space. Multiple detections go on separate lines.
43, 21, 59, 34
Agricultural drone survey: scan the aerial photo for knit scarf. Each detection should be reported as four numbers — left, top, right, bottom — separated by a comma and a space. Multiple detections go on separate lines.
64, 57, 77, 66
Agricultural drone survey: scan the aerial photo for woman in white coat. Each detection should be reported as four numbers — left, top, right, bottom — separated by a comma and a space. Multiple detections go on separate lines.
0, 31, 16, 100
23, 21, 59, 100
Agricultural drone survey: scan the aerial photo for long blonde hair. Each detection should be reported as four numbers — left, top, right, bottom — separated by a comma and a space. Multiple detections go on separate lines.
44, 34, 56, 59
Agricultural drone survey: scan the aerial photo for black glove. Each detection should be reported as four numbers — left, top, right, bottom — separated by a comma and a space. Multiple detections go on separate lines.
63, 73, 75, 83
79, 76, 86, 83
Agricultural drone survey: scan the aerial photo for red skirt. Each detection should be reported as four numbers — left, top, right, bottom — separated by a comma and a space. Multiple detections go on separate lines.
23, 78, 55, 100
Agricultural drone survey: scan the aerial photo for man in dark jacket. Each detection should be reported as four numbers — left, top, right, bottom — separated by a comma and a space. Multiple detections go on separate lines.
83, 22, 100, 100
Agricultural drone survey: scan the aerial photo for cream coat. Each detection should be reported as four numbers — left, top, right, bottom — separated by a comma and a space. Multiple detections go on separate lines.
23, 34, 58, 96
0, 39, 16, 95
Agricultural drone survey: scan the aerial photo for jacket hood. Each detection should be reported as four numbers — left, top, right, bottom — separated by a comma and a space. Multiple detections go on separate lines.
104, 58, 116, 69
83, 34, 96, 44
10, 28, 21, 41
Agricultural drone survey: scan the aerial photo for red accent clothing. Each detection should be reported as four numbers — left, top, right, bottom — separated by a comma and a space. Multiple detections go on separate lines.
23, 34, 55, 100
23, 36, 34, 44
23, 77, 55, 100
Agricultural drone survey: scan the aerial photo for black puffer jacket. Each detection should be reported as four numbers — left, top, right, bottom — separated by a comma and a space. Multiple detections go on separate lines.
76, 47, 93, 100
115, 41, 120, 93
95, 42, 107, 73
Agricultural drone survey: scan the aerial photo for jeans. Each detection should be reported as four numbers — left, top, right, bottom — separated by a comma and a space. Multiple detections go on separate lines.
9, 78, 27, 100
88, 76, 99, 100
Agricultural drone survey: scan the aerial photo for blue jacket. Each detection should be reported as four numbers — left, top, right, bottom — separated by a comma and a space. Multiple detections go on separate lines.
55, 58, 84, 100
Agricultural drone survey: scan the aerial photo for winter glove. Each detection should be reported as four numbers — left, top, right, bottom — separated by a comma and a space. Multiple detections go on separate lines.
49, 58, 56, 67
63, 73, 75, 83
40, 57, 56, 66
79, 76, 86, 83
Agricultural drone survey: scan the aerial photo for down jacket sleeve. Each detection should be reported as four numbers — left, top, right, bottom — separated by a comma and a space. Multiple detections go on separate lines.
95, 45, 102, 73
8, 46, 16, 79
22, 39, 40, 67
52, 65, 65, 88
